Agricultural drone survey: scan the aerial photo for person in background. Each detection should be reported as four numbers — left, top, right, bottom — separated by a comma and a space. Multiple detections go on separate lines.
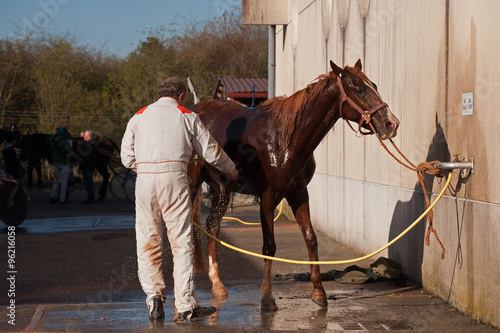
47, 127, 71, 204
79, 130, 97, 204
2, 134, 21, 179
121, 77, 239, 322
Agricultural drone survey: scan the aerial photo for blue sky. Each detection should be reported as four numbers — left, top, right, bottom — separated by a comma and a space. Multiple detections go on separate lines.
0, 0, 241, 57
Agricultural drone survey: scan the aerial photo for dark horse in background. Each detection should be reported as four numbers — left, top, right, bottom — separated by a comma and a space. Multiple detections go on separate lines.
19, 133, 47, 187
188, 60, 400, 311
0, 125, 23, 145
20, 133, 119, 202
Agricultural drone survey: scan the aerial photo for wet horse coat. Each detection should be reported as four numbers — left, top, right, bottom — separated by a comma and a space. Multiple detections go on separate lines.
188, 60, 399, 310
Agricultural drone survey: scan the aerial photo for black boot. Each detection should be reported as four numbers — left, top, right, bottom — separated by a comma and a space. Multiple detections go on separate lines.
176, 306, 217, 322
192, 306, 217, 318
149, 297, 164, 320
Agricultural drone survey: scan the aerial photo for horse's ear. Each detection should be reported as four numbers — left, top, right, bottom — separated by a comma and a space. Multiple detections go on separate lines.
354, 59, 362, 71
330, 60, 346, 77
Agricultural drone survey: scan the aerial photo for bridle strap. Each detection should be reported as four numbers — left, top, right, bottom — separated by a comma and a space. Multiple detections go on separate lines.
337, 76, 388, 135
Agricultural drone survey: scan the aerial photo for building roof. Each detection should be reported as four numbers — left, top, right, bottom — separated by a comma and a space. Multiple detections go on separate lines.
213, 77, 268, 100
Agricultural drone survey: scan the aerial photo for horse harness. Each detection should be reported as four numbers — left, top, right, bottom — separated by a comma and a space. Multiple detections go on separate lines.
337, 76, 388, 135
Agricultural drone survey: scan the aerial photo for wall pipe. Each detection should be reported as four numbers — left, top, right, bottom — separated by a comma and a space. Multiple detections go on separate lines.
268, 25, 276, 99
434, 158, 474, 174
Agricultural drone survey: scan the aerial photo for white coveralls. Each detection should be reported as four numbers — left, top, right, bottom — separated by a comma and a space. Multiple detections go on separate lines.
121, 97, 236, 313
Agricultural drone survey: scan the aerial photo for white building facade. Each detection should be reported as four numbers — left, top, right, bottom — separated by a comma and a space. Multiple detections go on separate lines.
244, 0, 500, 327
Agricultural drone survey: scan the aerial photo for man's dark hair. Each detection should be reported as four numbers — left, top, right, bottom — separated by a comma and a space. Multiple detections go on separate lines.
159, 77, 187, 99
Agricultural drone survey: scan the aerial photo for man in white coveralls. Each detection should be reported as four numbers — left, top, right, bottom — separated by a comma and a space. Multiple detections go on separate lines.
121, 77, 239, 322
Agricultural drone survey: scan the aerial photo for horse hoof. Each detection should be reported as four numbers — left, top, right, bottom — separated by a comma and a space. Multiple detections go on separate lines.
312, 296, 328, 308
261, 298, 278, 312
212, 288, 228, 297
311, 288, 328, 308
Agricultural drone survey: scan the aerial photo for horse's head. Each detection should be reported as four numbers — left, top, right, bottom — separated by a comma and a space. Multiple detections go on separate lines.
330, 60, 399, 140
0, 125, 23, 146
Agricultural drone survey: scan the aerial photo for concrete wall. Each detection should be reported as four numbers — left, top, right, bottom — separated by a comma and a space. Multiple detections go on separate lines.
259, 0, 499, 327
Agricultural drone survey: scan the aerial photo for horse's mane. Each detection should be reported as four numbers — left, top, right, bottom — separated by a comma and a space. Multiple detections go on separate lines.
260, 72, 334, 148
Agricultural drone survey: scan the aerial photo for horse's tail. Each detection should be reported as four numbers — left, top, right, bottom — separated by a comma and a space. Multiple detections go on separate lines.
192, 187, 207, 273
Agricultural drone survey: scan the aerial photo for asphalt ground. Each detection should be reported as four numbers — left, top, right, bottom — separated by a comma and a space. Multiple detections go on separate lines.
0, 181, 498, 332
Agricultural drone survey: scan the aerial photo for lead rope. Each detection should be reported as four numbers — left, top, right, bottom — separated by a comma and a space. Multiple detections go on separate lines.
368, 122, 447, 259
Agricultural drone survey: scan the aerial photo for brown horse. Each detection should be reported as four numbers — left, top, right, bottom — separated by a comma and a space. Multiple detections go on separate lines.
188, 60, 400, 311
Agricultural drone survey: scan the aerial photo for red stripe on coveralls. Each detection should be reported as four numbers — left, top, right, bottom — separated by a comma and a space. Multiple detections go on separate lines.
177, 105, 191, 114
136, 106, 148, 114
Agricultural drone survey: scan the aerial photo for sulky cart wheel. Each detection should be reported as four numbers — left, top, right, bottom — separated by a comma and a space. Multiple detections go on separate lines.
0, 178, 30, 227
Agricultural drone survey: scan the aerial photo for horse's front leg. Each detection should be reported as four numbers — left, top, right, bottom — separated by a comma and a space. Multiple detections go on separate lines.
260, 194, 278, 312
206, 186, 231, 297
286, 188, 327, 308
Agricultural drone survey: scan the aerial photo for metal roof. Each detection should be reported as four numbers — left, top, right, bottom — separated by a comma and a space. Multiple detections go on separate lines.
213, 77, 268, 100
220, 77, 268, 94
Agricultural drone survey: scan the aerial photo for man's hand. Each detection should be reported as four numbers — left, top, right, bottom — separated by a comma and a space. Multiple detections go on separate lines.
227, 168, 239, 181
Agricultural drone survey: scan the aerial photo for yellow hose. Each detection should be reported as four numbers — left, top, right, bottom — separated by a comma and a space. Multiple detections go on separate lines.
222, 199, 284, 225
193, 171, 453, 265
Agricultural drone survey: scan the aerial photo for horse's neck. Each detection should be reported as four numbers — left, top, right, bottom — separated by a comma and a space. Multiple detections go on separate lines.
291, 90, 341, 164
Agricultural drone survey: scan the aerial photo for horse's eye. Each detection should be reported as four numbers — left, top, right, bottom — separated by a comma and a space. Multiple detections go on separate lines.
356, 87, 364, 94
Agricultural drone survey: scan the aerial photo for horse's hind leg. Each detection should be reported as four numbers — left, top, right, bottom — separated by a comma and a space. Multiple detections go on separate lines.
191, 184, 207, 273
35, 162, 42, 185
206, 184, 231, 297
97, 166, 110, 202
286, 187, 328, 308
188, 159, 208, 273
259, 193, 279, 312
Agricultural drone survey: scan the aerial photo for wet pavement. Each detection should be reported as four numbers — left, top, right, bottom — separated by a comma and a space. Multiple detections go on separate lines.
5, 282, 466, 332
1, 183, 498, 332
